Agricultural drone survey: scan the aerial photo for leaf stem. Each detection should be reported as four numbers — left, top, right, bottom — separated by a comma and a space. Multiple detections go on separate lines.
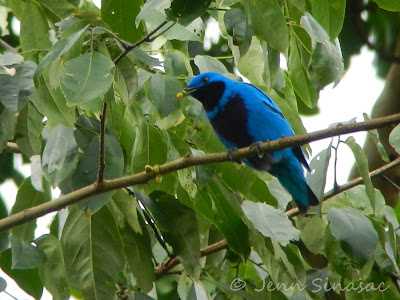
96, 101, 107, 184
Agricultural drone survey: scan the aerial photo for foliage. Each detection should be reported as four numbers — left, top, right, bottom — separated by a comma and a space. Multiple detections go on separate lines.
0, 0, 399, 299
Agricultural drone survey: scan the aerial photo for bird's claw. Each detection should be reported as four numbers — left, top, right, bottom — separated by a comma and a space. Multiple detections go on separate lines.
227, 148, 241, 164
251, 141, 264, 158
227, 148, 236, 161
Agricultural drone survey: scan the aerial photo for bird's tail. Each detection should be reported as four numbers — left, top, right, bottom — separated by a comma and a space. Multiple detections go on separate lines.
271, 161, 319, 213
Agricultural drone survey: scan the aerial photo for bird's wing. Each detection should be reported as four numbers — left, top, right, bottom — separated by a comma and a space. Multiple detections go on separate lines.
239, 83, 310, 169
244, 83, 285, 118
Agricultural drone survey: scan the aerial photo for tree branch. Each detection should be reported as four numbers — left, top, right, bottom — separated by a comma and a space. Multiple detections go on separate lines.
155, 240, 228, 278
1, 113, 400, 232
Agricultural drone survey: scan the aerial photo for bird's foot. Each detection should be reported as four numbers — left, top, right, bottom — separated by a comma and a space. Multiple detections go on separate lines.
251, 141, 264, 158
227, 148, 241, 164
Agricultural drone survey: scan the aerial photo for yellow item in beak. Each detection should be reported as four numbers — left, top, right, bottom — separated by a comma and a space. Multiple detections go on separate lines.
176, 91, 185, 99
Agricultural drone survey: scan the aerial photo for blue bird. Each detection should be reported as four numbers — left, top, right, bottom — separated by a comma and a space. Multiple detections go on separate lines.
183, 72, 319, 213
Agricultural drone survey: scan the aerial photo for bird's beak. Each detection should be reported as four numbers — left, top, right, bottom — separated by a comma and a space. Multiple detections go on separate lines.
176, 87, 197, 99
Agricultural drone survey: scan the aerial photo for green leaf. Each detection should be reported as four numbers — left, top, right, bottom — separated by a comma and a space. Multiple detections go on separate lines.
343, 186, 385, 217
224, 5, 253, 46
242, 0, 289, 52
194, 55, 229, 74
131, 47, 161, 68
73, 135, 123, 213
120, 217, 155, 293
30, 78, 76, 128
327, 207, 378, 267
11, 178, 51, 241
15, 102, 43, 157
34, 19, 91, 81
0, 277, 6, 292
236, 37, 265, 86
0, 195, 9, 252
0, 248, 43, 299
36, 234, 70, 300
307, 40, 344, 89
0, 53, 23, 66
166, 0, 212, 26
19, 2, 51, 61
42, 124, 79, 186
0, 61, 37, 112
74, 115, 100, 151
389, 123, 400, 154
306, 142, 332, 201
132, 122, 167, 176
111, 189, 142, 233
207, 179, 250, 260
327, 0, 346, 39
242, 200, 300, 246
61, 206, 124, 299
150, 73, 183, 117
114, 56, 138, 106
163, 18, 204, 42
297, 215, 326, 255
345, 136, 376, 211
147, 190, 201, 278
10, 236, 47, 269
102, 0, 144, 43
187, 281, 209, 299
310, 0, 346, 39
372, 0, 400, 12
164, 50, 192, 77
364, 113, 390, 162
325, 227, 356, 279
261, 41, 281, 91
37, 0, 76, 20
60, 52, 114, 105
0, 104, 18, 151
287, 31, 318, 108
135, 0, 170, 26
300, 13, 344, 89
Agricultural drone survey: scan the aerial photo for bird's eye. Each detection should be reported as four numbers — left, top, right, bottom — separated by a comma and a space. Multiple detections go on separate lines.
201, 77, 209, 84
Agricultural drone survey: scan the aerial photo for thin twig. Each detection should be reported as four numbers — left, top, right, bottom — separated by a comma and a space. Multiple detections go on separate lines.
0, 38, 18, 54
147, 22, 176, 42
96, 101, 107, 184
113, 21, 168, 65
381, 174, 400, 191
1, 113, 400, 233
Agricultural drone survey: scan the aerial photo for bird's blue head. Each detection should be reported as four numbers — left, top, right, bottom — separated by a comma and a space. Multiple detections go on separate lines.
183, 72, 228, 112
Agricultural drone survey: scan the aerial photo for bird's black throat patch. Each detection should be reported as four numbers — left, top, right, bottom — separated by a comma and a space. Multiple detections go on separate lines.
190, 81, 225, 112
